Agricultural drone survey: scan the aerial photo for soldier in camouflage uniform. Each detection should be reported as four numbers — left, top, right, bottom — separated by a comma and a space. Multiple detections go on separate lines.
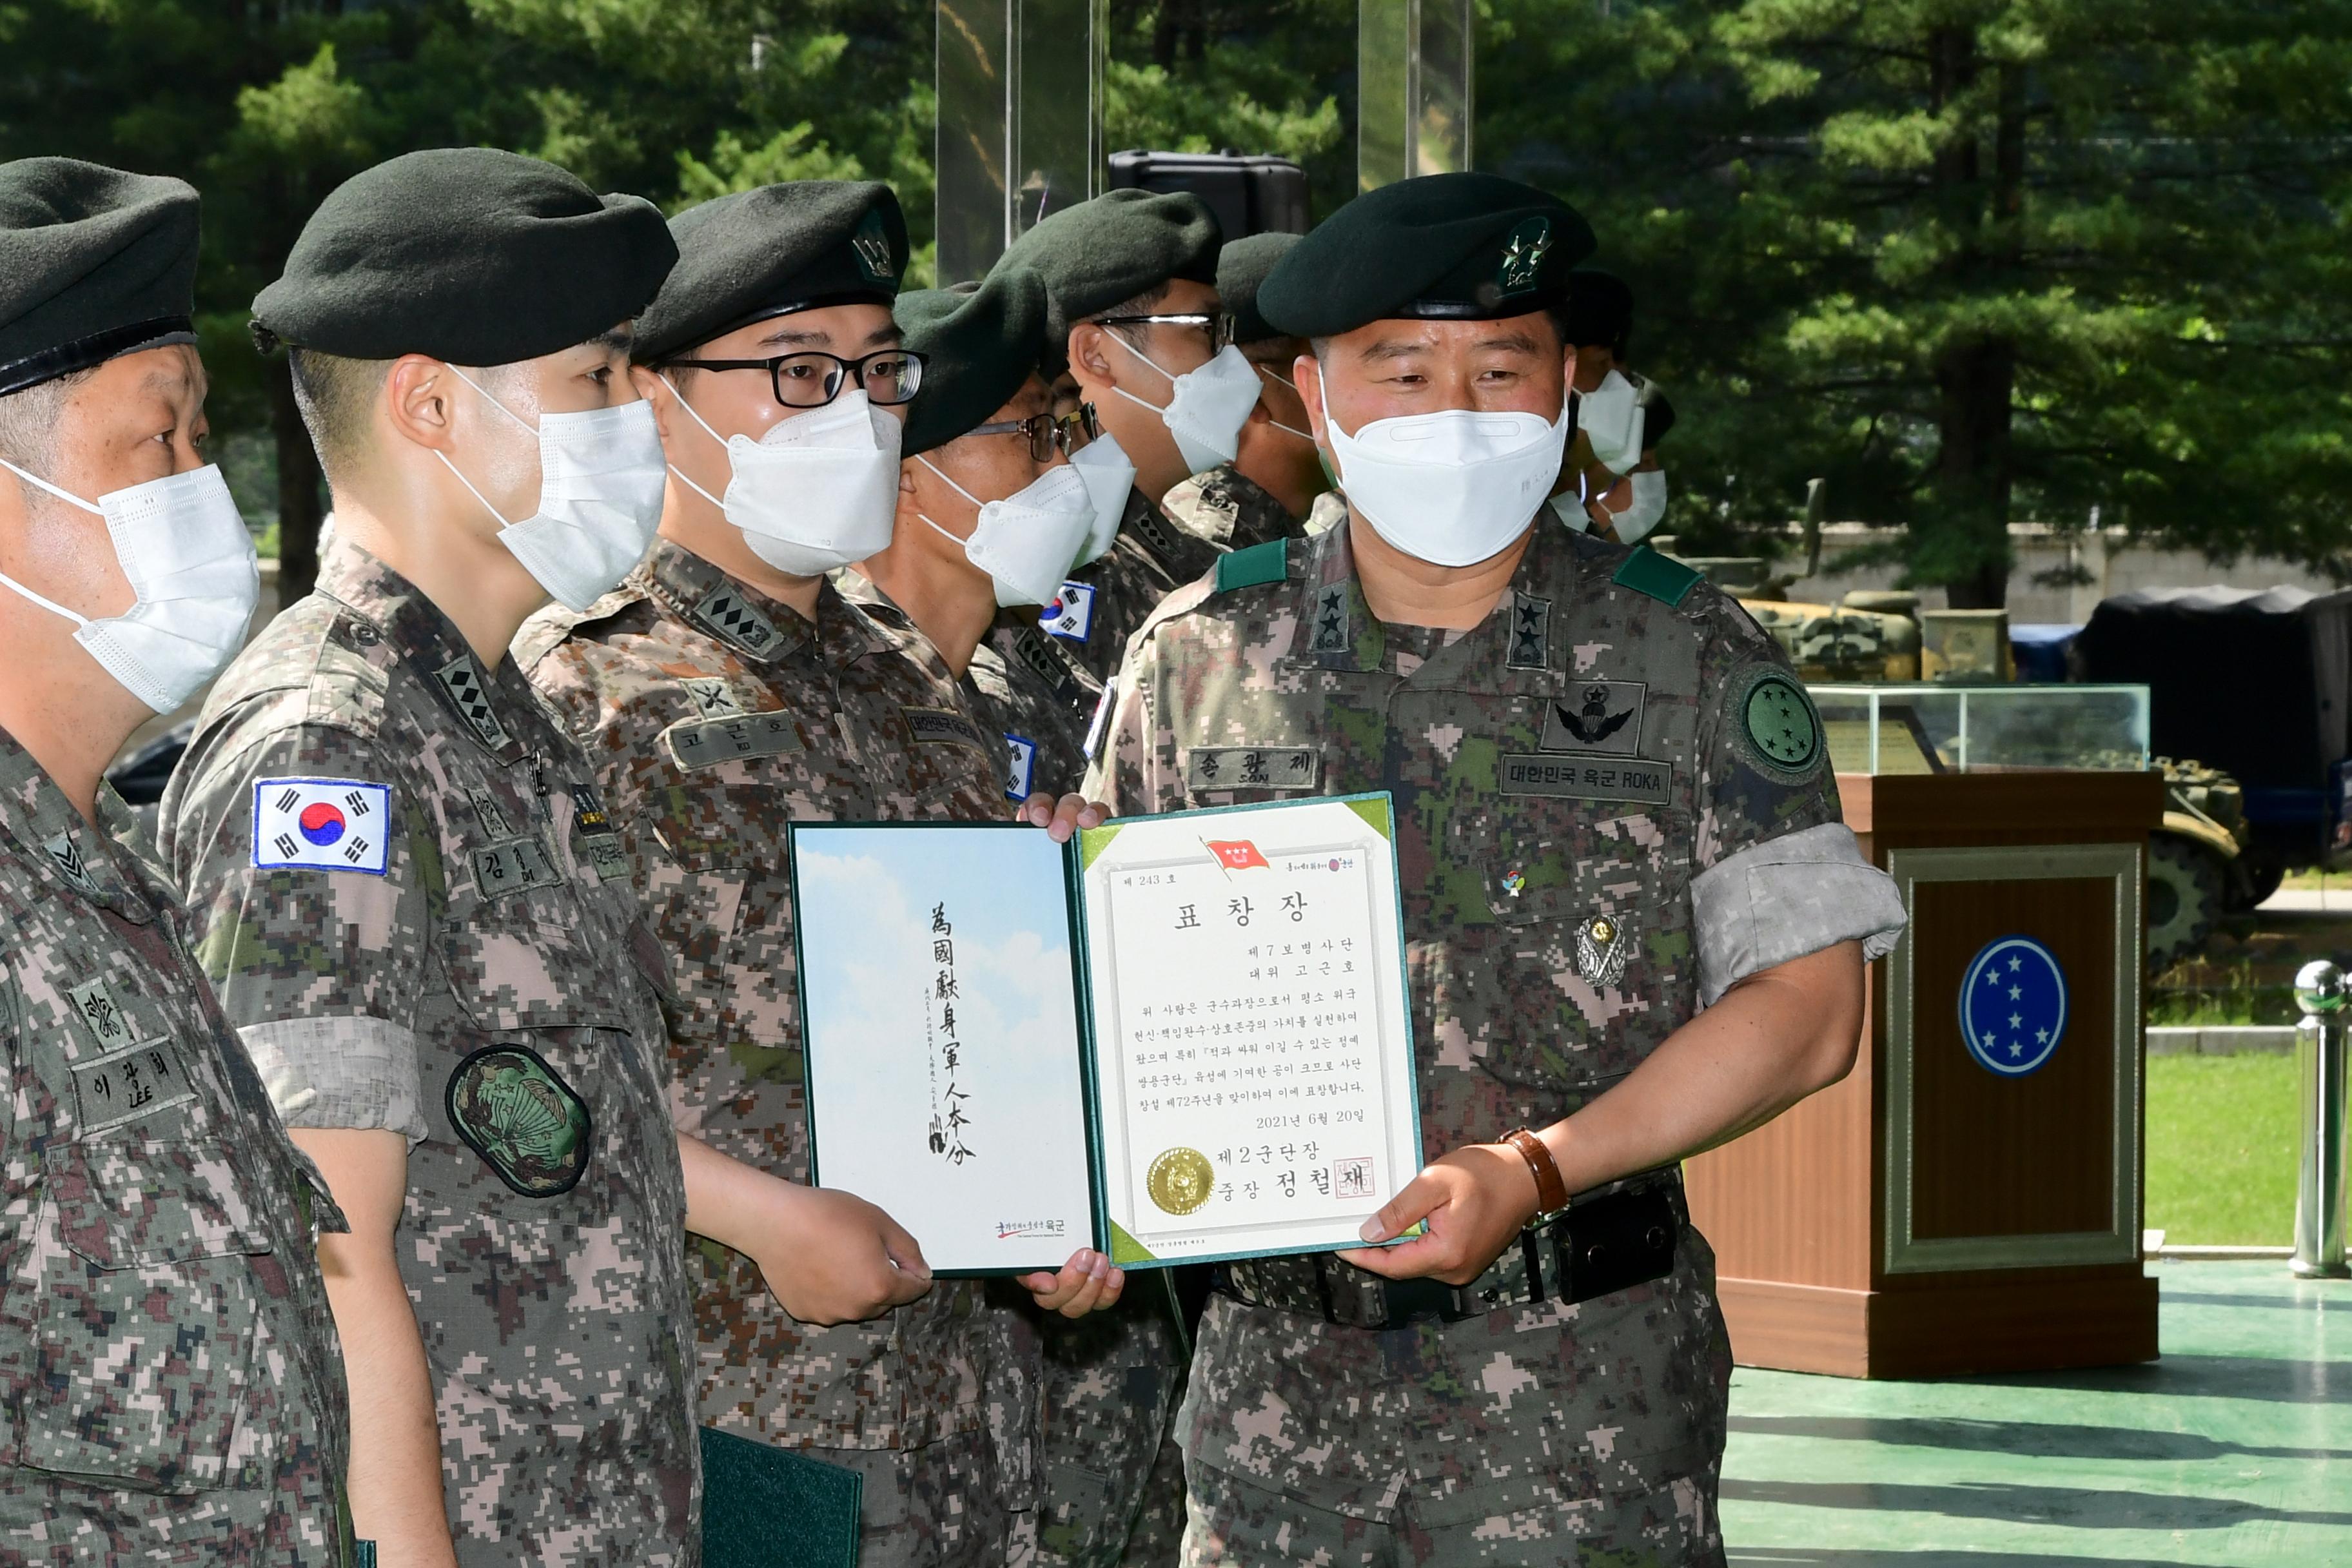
1087, 175, 1908, 1565
520, 183, 1124, 1568
0, 157, 355, 1568
159, 150, 711, 1567
848, 272, 1101, 802
1159, 233, 1327, 563
988, 191, 1262, 696
843, 272, 1191, 1567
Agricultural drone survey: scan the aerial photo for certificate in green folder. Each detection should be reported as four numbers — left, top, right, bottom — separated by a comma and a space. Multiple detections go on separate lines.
788, 794, 1422, 1276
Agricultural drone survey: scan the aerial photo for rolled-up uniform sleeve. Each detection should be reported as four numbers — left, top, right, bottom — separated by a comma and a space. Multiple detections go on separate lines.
1691, 819, 1907, 1004
1687, 614, 1908, 1006
162, 715, 435, 1145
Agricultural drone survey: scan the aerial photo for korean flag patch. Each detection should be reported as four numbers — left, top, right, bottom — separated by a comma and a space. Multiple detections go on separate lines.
253, 778, 391, 874
1039, 582, 1096, 643
1003, 734, 1039, 803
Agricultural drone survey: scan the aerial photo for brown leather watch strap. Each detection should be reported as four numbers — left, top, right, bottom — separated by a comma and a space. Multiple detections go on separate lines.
1501, 1127, 1567, 1216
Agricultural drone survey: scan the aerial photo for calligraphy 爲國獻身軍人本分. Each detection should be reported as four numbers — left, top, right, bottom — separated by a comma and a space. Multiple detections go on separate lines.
925, 901, 975, 1163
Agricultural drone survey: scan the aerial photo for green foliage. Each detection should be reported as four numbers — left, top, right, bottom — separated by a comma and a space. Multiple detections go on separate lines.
2146, 1053, 2297, 1244
1480, 0, 2352, 599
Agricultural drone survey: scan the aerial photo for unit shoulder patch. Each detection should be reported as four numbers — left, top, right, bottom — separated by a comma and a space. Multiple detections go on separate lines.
1214, 538, 1288, 595
253, 778, 393, 874
1611, 545, 1703, 609
446, 1044, 593, 1197
1729, 663, 1824, 782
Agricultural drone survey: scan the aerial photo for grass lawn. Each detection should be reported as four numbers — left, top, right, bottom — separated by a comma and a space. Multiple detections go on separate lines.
2146, 1053, 2299, 1244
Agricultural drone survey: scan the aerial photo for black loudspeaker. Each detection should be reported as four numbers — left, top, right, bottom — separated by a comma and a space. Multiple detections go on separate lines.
1106, 150, 1311, 239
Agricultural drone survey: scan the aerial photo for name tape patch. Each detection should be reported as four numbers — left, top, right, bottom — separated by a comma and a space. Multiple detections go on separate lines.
1185, 745, 1319, 792
254, 778, 392, 874
1040, 582, 1096, 643
72, 1036, 194, 1135
1498, 754, 1672, 805
903, 706, 990, 750
472, 836, 566, 899
665, 711, 803, 771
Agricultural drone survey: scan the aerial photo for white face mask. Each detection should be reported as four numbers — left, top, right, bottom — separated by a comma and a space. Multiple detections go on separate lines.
1255, 364, 1317, 444
1612, 467, 1668, 544
668, 381, 901, 578
1318, 382, 1570, 569
1066, 429, 1137, 565
436, 369, 666, 612
0, 458, 260, 714
1108, 338, 1264, 476
1576, 369, 1647, 476
1548, 492, 1591, 534
917, 456, 1097, 609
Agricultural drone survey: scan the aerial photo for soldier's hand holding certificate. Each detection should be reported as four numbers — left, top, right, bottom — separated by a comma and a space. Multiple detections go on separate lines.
790, 796, 1423, 1274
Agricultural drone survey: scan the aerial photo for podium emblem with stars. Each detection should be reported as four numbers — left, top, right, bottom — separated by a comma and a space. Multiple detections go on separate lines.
1959, 934, 2068, 1077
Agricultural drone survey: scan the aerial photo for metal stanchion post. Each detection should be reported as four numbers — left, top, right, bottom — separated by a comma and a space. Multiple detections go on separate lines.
2291, 959, 2347, 1279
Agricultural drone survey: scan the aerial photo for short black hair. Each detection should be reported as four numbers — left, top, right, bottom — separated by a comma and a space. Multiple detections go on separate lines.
0, 366, 95, 476
288, 347, 391, 486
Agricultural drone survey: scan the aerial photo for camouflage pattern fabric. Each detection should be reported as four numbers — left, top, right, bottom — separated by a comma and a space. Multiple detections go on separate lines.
520, 539, 1034, 1560
0, 727, 353, 1565
1085, 517, 1868, 1564
159, 539, 698, 1568
1050, 487, 1217, 691
829, 1430, 1021, 1568
1158, 465, 1303, 556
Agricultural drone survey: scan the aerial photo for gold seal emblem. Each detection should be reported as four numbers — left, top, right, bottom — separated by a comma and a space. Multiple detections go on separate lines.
1147, 1148, 1215, 1215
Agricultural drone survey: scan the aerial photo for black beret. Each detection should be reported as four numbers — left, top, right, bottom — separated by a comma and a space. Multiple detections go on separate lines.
992, 189, 1222, 342
1259, 173, 1595, 339
895, 270, 1052, 458
0, 158, 199, 396
1218, 232, 1302, 348
636, 181, 909, 364
250, 148, 676, 366
1562, 268, 1634, 352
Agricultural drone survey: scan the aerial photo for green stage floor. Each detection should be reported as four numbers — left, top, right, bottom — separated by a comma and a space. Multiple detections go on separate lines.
1721, 1262, 2352, 1565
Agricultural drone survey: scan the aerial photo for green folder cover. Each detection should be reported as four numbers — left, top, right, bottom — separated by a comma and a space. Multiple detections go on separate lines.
787, 793, 1424, 1278
700, 1426, 863, 1568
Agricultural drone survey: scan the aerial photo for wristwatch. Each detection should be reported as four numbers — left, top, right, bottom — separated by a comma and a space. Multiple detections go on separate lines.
1500, 1126, 1567, 1217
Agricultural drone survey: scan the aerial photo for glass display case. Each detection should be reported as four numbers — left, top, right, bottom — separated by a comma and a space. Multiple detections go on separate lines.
1811, 683, 2151, 775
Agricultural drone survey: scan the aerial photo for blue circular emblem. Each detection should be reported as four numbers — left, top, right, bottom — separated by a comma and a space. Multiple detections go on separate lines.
1959, 935, 2068, 1077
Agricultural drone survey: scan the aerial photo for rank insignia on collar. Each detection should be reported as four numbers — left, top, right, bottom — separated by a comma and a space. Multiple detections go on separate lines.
1507, 593, 1551, 669
437, 656, 511, 752
1311, 585, 1349, 655
1574, 913, 1632, 988
42, 830, 100, 896
692, 585, 782, 657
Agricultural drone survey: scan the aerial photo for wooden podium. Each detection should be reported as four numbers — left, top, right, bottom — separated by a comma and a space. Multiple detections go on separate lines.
1685, 770, 2164, 1378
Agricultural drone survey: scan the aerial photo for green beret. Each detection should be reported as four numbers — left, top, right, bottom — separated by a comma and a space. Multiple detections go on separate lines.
1562, 268, 1634, 353
1218, 232, 1302, 348
636, 181, 909, 364
0, 158, 199, 396
1259, 173, 1594, 339
251, 148, 676, 366
992, 189, 1222, 342
895, 270, 1052, 458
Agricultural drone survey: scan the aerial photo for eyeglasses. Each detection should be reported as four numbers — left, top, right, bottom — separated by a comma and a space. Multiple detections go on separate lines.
1093, 312, 1235, 355
968, 402, 1102, 463
660, 348, 926, 409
